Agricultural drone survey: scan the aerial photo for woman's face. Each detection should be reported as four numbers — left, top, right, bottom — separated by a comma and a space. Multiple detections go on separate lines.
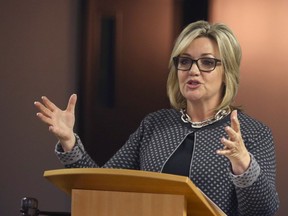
177, 37, 224, 108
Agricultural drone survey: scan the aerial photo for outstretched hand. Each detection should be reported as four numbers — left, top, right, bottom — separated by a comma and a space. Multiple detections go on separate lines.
34, 94, 77, 152
217, 110, 251, 175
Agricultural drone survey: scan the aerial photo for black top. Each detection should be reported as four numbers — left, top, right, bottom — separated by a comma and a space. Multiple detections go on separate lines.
162, 133, 195, 177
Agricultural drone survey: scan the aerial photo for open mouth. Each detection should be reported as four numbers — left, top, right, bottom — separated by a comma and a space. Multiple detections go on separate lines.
186, 80, 201, 88
188, 80, 199, 84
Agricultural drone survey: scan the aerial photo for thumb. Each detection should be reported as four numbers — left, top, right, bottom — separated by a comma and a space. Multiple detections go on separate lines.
66, 94, 77, 113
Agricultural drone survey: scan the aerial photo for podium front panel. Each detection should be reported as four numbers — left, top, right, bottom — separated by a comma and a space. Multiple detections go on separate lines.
72, 189, 187, 216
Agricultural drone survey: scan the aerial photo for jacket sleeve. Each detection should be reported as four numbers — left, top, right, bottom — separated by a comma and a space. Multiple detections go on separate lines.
234, 125, 280, 215
55, 134, 99, 168
55, 118, 146, 169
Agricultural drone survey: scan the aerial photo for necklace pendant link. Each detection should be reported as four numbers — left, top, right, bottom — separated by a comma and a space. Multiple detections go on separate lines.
180, 107, 231, 128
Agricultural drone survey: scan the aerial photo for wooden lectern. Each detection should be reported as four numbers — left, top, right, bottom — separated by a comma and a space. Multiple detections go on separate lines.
44, 168, 226, 216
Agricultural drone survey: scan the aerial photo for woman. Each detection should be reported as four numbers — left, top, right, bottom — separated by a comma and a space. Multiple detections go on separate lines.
34, 20, 279, 215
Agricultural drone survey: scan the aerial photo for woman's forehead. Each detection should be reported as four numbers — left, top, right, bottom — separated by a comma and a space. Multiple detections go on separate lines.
182, 37, 220, 57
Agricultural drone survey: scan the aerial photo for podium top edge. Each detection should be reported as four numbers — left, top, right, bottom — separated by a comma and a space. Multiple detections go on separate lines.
44, 168, 191, 183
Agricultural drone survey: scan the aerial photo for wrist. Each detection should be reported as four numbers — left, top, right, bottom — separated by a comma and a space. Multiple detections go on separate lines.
231, 153, 251, 175
60, 133, 76, 152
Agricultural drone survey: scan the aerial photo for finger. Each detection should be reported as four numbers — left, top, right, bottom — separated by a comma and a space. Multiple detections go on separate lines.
66, 94, 77, 113
225, 126, 238, 141
41, 96, 58, 112
34, 101, 53, 118
36, 112, 54, 126
216, 148, 234, 156
48, 125, 59, 134
221, 137, 236, 149
230, 110, 240, 133
48, 125, 67, 139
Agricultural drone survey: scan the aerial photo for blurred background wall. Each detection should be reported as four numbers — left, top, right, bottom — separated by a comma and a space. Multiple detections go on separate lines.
0, 0, 286, 215
0, 0, 81, 215
210, 1, 287, 215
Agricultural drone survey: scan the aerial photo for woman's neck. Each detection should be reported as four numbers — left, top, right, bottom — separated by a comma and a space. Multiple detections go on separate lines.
186, 103, 216, 122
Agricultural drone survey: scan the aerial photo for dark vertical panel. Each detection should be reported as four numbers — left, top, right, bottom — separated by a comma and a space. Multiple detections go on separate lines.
181, 0, 209, 27
98, 17, 116, 108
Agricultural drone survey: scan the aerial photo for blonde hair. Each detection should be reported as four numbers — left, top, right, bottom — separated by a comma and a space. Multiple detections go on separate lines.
167, 20, 242, 111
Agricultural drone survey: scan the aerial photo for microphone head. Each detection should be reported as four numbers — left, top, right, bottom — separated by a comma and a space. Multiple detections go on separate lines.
20, 197, 39, 216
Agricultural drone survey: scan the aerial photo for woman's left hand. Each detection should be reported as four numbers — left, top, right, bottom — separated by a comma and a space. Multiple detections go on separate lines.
217, 110, 251, 175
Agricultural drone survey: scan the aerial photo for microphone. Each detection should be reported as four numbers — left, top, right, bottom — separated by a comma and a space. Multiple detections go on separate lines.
20, 197, 70, 216
20, 197, 38, 216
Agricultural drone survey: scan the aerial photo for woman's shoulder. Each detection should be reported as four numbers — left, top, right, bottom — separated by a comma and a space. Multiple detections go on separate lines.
143, 108, 180, 123
146, 108, 179, 118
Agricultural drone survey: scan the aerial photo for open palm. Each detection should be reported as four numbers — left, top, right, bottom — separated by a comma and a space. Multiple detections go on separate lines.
34, 94, 77, 151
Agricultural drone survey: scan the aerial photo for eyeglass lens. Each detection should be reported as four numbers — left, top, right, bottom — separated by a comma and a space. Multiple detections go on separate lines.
176, 57, 218, 72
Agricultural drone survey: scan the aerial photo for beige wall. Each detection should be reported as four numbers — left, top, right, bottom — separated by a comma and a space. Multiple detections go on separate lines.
210, 0, 288, 215
0, 0, 80, 215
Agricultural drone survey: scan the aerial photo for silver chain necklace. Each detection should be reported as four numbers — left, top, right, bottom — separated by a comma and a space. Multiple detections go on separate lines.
180, 107, 231, 128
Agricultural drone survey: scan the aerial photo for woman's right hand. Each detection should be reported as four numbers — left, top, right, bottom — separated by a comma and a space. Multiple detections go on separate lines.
34, 94, 77, 152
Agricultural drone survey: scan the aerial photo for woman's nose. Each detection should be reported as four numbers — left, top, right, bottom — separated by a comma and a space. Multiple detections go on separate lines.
188, 62, 200, 75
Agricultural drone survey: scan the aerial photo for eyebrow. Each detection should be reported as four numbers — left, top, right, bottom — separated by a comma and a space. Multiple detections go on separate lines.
181, 53, 215, 57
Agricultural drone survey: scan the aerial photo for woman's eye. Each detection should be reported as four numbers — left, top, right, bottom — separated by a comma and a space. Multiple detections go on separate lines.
179, 58, 190, 65
201, 59, 214, 66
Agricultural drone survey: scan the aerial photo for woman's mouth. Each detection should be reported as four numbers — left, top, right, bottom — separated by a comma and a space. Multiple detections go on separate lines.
187, 80, 201, 88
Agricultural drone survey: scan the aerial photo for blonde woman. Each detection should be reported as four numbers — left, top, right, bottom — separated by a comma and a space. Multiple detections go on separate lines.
35, 20, 279, 215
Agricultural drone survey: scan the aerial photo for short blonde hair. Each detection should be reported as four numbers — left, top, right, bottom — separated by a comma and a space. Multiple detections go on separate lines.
167, 20, 242, 111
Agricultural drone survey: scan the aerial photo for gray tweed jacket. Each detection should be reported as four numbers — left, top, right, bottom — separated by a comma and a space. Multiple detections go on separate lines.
56, 109, 279, 216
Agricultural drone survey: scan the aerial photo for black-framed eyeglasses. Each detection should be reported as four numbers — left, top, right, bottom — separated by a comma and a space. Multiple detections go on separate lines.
173, 56, 221, 72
